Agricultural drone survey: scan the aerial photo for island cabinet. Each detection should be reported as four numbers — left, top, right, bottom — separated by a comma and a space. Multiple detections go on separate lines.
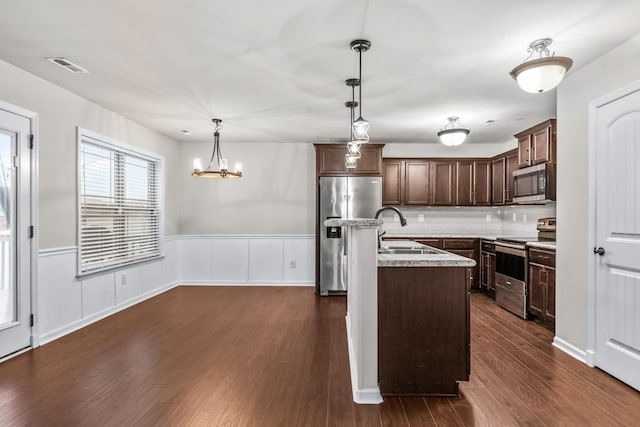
378, 266, 470, 396
514, 119, 557, 168
528, 247, 556, 331
315, 143, 384, 176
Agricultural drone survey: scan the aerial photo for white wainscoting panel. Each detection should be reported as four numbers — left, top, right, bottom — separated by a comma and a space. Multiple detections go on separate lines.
81, 273, 116, 317
211, 238, 250, 282
37, 248, 81, 338
163, 238, 180, 285
179, 237, 212, 281
140, 259, 164, 295
249, 238, 283, 282
115, 266, 143, 305
283, 238, 315, 283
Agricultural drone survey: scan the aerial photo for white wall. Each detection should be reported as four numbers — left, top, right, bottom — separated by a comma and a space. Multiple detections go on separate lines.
0, 59, 180, 249
177, 141, 316, 235
557, 32, 640, 351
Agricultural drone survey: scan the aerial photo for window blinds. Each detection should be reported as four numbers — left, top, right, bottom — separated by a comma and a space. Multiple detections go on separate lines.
79, 138, 161, 275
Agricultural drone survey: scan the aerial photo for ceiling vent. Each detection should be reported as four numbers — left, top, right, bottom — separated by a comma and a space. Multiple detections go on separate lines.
45, 57, 89, 73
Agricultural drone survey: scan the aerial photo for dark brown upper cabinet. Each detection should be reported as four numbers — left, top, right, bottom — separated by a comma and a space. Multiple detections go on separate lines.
455, 160, 491, 206
314, 144, 384, 176
404, 160, 431, 205
431, 161, 454, 206
514, 119, 556, 169
491, 149, 518, 206
382, 159, 403, 205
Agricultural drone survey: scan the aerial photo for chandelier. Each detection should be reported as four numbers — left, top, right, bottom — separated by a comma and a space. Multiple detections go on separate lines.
509, 38, 573, 93
192, 119, 242, 179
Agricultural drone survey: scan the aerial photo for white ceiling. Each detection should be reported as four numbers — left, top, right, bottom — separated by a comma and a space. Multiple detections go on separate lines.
1, 0, 639, 145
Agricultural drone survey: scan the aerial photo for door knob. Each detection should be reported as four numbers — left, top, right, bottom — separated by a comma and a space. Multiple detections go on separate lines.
593, 247, 606, 256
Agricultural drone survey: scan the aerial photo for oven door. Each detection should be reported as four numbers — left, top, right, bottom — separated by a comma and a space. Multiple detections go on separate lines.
495, 243, 526, 283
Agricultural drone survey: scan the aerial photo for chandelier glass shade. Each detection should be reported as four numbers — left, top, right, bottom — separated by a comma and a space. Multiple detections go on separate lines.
437, 116, 470, 147
510, 38, 573, 93
192, 119, 242, 179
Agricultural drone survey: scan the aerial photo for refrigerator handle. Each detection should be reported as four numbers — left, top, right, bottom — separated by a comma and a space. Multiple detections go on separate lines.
343, 228, 348, 256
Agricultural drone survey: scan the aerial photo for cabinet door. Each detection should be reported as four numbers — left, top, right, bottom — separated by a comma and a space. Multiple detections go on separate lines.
432, 161, 454, 206
528, 264, 544, 317
505, 150, 518, 203
404, 161, 431, 205
356, 145, 384, 174
474, 160, 492, 206
480, 252, 489, 288
532, 126, 551, 165
455, 161, 473, 206
545, 267, 556, 324
488, 253, 496, 292
315, 144, 383, 176
382, 159, 403, 205
491, 157, 505, 205
517, 135, 532, 168
448, 248, 478, 289
316, 145, 348, 175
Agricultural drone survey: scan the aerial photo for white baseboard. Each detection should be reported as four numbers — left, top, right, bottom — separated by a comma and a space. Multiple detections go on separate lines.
345, 314, 383, 405
38, 281, 179, 346
552, 336, 589, 365
179, 281, 314, 287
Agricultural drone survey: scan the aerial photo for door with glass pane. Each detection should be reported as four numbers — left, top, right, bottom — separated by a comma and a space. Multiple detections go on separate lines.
0, 107, 32, 359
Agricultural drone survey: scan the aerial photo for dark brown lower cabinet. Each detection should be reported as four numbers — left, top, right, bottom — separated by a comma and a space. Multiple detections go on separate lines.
480, 251, 496, 293
378, 266, 470, 396
528, 248, 556, 331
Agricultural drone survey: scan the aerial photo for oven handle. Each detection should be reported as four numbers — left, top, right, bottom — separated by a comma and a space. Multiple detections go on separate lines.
495, 243, 526, 257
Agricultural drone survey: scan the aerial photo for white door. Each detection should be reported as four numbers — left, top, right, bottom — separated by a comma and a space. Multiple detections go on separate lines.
0, 107, 32, 359
594, 85, 640, 390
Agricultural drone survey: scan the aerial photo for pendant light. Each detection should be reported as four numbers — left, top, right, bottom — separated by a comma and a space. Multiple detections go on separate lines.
437, 116, 470, 147
350, 39, 371, 143
192, 119, 243, 179
510, 38, 573, 93
345, 78, 361, 168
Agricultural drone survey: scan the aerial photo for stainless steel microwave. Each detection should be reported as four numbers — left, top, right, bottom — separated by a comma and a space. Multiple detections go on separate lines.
513, 163, 556, 203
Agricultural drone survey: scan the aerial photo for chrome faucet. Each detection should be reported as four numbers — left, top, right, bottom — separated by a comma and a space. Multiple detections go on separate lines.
374, 206, 408, 249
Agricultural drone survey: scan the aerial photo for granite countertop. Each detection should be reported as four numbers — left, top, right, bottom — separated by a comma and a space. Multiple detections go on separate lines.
377, 240, 477, 268
527, 241, 557, 250
323, 218, 383, 227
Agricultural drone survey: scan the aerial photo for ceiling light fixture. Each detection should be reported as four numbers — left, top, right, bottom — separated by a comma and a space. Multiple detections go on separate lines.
192, 119, 242, 179
437, 116, 470, 147
509, 38, 573, 93
345, 78, 361, 169
350, 39, 371, 143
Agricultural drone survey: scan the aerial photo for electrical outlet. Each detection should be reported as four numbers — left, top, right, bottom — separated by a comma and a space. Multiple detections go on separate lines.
512, 212, 517, 222
485, 214, 491, 222
394, 214, 399, 222
523, 214, 527, 222
289, 260, 296, 269
121, 275, 127, 285
418, 214, 425, 222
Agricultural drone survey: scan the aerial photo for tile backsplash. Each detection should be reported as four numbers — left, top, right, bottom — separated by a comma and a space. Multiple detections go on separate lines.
378, 204, 556, 236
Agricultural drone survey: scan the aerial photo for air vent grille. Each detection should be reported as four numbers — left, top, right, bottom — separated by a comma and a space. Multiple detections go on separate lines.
46, 57, 89, 73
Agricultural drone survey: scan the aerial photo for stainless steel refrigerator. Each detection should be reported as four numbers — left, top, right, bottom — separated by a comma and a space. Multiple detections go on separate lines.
318, 176, 382, 295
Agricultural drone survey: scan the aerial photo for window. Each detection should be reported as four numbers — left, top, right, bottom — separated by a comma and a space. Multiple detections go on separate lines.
77, 128, 163, 275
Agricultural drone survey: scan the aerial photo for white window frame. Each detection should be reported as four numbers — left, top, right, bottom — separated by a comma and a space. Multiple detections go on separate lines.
76, 127, 164, 277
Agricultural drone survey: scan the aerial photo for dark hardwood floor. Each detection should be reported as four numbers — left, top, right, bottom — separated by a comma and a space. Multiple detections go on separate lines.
1, 286, 640, 426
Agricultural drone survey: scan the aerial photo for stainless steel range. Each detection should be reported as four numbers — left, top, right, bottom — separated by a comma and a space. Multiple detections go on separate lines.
494, 218, 556, 318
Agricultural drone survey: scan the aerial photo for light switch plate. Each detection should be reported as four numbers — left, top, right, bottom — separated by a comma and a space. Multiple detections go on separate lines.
485, 214, 491, 222
523, 214, 527, 222
512, 212, 517, 222
394, 214, 399, 222
418, 214, 425, 222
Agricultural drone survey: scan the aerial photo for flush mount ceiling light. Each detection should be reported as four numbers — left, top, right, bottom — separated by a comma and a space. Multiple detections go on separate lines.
509, 38, 573, 93
437, 116, 470, 147
192, 119, 242, 179
350, 39, 371, 143
345, 78, 361, 169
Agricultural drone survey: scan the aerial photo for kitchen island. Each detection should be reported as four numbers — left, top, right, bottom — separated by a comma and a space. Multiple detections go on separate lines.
378, 240, 474, 396
323, 217, 474, 403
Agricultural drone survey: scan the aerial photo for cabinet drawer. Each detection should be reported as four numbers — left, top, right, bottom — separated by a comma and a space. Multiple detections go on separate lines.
529, 248, 555, 267
442, 238, 476, 249
481, 240, 495, 253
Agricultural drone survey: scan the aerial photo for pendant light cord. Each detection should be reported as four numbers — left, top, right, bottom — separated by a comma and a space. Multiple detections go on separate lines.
358, 48, 363, 118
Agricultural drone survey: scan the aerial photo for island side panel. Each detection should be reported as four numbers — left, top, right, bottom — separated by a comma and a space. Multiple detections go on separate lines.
378, 266, 470, 396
